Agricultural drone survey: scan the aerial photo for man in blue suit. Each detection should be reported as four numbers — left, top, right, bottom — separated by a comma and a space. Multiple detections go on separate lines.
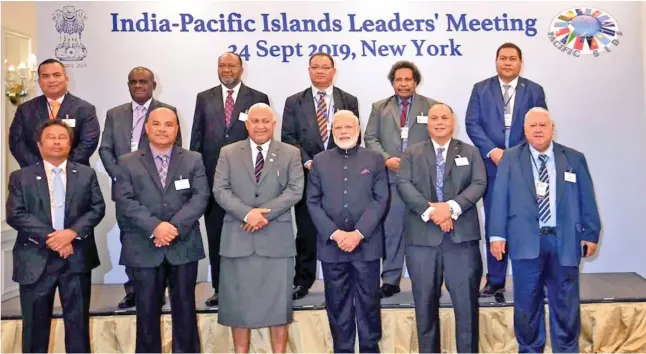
489, 108, 601, 353
307, 110, 389, 353
465, 43, 548, 296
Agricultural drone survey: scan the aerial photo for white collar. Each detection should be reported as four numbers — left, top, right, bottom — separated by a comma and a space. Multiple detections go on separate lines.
132, 98, 153, 111
498, 76, 519, 90
250, 138, 271, 153
431, 138, 451, 152
43, 159, 68, 174
222, 81, 242, 95
311, 85, 334, 98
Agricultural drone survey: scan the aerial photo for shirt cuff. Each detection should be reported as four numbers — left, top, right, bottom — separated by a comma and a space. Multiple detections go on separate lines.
355, 230, 365, 239
486, 148, 497, 158
150, 234, 154, 239
304, 160, 312, 168
244, 213, 249, 223
489, 236, 506, 243
447, 200, 462, 220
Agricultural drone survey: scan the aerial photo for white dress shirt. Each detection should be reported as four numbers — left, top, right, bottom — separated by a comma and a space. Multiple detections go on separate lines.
222, 81, 242, 107
429, 139, 462, 220
43, 159, 67, 227
131, 97, 152, 117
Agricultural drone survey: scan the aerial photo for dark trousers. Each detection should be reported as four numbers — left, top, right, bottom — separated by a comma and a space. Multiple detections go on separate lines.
118, 229, 136, 296
321, 259, 381, 353
512, 233, 581, 353
132, 260, 200, 353
294, 172, 317, 289
20, 255, 91, 353
205, 195, 226, 291
406, 237, 482, 353
483, 175, 509, 287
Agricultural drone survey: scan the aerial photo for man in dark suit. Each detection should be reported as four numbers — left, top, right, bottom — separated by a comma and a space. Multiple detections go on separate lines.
190, 51, 269, 307
282, 52, 360, 300
364, 60, 439, 298
6, 119, 105, 353
115, 107, 210, 353
9, 58, 100, 167
465, 43, 548, 296
307, 110, 388, 353
397, 103, 487, 353
99, 66, 181, 309
489, 108, 601, 353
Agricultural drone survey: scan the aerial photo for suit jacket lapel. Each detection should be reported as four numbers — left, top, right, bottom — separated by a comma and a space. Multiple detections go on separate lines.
240, 139, 256, 182
332, 87, 344, 112
388, 96, 401, 127
519, 144, 537, 200
229, 84, 250, 131
409, 95, 424, 128
38, 96, 50, 122
163, 146, 184, 192
489, 77, 505, 121
423, 141, 437, 201
64, 162, 78, 218
554, 143, 568, 207
444, 140, 460, 180
258, 139, 280, 185
140, 147, 164, 192
299, 89, 324, 150
212, 86, 226, 128
34, 165, 52, 226
56, 93, 75, 120
512, 77, 527, 122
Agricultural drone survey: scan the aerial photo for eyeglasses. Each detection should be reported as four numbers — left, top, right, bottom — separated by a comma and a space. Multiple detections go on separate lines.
309, 66, 333, 71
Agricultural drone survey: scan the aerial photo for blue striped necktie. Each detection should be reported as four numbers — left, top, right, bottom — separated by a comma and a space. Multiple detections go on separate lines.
537, 154, 551, 223
435, 148, 445, 202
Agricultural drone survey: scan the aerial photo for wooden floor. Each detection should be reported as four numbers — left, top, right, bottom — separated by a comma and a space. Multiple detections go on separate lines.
2, 273, 646, 319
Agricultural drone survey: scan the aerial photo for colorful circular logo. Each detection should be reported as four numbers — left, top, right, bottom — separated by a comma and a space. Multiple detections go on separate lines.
547, 7, 621, 57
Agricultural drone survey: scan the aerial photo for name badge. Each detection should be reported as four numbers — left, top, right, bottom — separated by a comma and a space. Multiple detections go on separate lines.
565, 171, 577, 183
130, 141, 138, 152
455, 157, 469, 166
536, 181, 548, 198
401, 127, 409, 140
504, 114, 512, 128
62, 118, 76, 127
174, 179, 190, 190
238, 112, 249, 122
416, 115, 428, 124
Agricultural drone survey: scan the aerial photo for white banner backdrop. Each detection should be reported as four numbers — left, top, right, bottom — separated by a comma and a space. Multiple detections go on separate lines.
35, 1, 646, 284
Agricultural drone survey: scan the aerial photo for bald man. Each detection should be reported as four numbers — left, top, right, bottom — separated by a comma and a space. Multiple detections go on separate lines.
307, 110, 388, 353
115, 107, 210, 353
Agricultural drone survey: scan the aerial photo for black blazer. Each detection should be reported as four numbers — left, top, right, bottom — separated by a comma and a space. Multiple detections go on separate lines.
281, 86, 360, 165
189, 83, 269, 189
115, 145, 210, 267
6, 161, 105, 285
9, 93, 100, 167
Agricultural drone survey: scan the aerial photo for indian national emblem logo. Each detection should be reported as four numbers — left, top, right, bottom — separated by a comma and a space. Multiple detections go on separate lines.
548, 7, 621, 57
52, 6, 88, 62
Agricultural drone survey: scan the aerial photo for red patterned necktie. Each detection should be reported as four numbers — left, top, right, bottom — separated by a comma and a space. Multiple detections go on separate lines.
400, 99, 409, 127
224, 89, 234, 126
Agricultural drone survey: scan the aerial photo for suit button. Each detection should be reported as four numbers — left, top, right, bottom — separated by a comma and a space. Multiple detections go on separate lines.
344, 166, 347, 170
345, 218, 349, 222
344, 155, 348, 159
344, 190, 347, 194
163, 203, 169, 207
226, 134, 229, 138
344, 204, 348, 208
344, 178, 347, 182
255, 194, 259, 197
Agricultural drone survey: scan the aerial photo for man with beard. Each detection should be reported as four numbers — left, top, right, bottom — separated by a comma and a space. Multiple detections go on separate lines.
307, 110, 388, 353
190, 52, 270, 307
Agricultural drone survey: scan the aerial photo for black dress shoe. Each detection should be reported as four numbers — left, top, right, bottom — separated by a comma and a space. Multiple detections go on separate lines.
118, 294, 136, 309
292, 285, 309, 300
479, 282, 505, 297
205, 293, 219, 307
379, 284, 401, 299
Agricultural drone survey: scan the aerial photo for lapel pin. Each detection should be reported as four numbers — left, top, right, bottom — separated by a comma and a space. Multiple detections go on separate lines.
72, 169, 77, 173
271, 153, 276, 157
36, 176, 42, 180
269, 159, 274, 162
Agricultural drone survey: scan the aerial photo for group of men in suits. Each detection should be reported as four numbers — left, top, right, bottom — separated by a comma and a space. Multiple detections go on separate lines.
7, 41, 601, 353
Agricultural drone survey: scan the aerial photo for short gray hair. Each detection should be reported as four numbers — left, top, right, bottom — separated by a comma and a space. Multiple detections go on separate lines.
524, 107, 552, 123
331, 110, 359, 127
248, 102, 277, 121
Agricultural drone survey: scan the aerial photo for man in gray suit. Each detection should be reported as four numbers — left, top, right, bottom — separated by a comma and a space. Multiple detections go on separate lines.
99, 66, 181, 309
213, 103, 303, 353
115, 107, 210, 353
397, 103, 487, 353
364, 60, 439, 298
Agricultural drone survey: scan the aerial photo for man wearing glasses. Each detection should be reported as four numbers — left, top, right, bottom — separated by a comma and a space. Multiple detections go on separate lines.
281, 52, 360, 300
190, 51, 270, 307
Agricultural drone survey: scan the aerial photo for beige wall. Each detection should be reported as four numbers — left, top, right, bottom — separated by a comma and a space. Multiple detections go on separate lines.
2, 1, 37, 49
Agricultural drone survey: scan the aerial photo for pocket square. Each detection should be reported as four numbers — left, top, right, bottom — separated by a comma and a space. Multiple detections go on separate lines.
360, 169, 371, 175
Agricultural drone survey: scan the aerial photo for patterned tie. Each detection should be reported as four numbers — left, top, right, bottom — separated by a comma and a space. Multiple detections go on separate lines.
131, 105, 146, 151
49, 100, 61, 120
224, 89, 234, 126
254, 146, 264, 183
503, 84, 512, 148
537, 154, 551, 223
157, 154, 169, 188
401, 99, 410, 150
52, 167, 65, 230
316, 91, 328, 142
435, 148, 445, 202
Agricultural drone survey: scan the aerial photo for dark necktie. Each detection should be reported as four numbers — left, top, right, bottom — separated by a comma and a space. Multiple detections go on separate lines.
255, 146, 264, 183
435, 148, 445, 202
224, 89, 234, 126
316, 91, 328, 142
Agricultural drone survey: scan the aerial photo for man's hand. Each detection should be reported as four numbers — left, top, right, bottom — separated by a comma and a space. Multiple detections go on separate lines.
490, 240, 506, 261
58, 244, 74, 259
153, 222, 179, 246
429, 202, 451, 225
305, 161, 313, 170
246, 208, 271, 229
241, 223, 262, 233
581, 241, 597, 257
490, 148, 504, 165
46, 229, 78, 251
438, 218, 454, 233
337, 231, 363, 253
385, 157, 401, 172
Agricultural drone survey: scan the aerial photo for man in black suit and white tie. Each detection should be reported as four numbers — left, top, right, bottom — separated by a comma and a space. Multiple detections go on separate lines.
116, 107, 210, 353
281, 52, 360, 300
190, 51, 270, 307
99, 66, 181, 309
7, 119, 106, 353
9, 58, 100, 167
